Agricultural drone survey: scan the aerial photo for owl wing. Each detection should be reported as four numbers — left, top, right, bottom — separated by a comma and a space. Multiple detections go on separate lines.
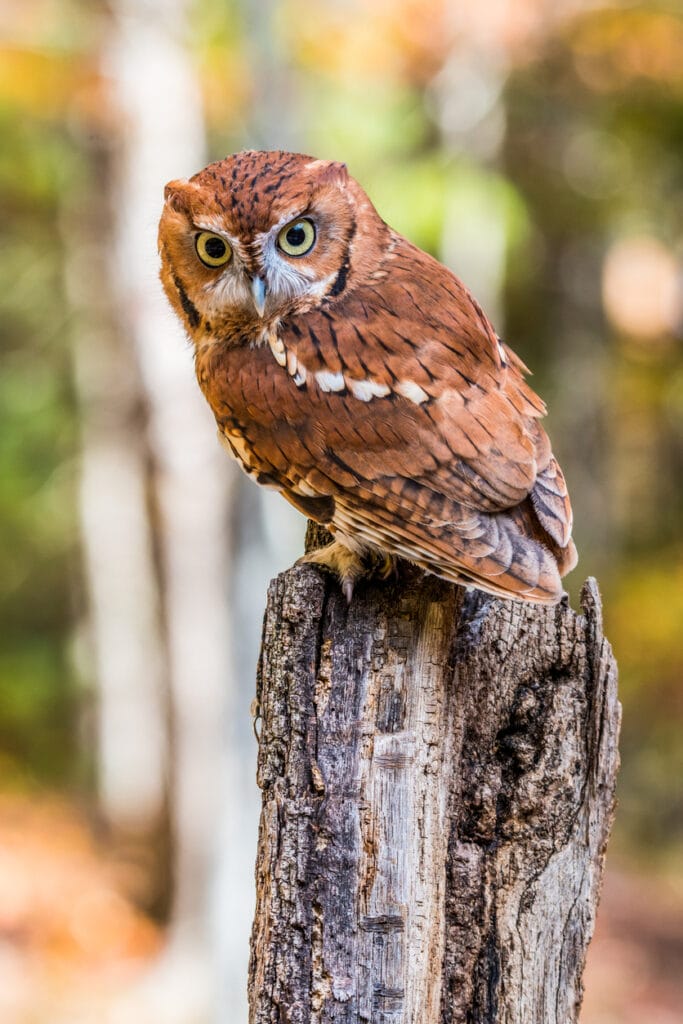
240, 239, 574, 601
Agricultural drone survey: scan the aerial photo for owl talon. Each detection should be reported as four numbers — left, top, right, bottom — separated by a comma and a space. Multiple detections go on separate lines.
299, 539, 366, 602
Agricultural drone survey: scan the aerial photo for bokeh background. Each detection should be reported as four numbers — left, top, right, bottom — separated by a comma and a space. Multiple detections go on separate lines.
1, 0, 682, 1020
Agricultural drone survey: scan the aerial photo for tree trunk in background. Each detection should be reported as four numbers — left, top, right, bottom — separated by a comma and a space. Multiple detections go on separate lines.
249, 540, 620, 1023
104, 0, 236, 1015
66, 144, 169, 857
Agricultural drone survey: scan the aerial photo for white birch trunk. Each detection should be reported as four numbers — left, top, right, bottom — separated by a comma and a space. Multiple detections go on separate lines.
103, 1, 237, 1016
66, 198, 168, 833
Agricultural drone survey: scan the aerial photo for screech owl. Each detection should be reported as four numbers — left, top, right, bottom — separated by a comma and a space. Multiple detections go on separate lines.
158, 150, 577, 603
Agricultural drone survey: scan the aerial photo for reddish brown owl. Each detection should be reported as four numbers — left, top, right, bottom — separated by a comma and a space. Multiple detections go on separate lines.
158, 150, 577, 602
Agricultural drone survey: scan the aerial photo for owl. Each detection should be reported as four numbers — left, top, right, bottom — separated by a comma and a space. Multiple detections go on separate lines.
158, 150, 577, 603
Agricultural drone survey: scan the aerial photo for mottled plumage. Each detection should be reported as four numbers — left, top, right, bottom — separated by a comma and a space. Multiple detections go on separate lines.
158, 150, 577, 602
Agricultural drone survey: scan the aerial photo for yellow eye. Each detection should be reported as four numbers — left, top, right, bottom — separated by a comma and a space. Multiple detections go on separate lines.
195, 231, 232, 267
277, 218, 316, 257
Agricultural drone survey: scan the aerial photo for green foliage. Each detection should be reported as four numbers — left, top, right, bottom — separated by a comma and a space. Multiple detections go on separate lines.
0, 109, 80, 786
606, 551, 683, 863
503, 11, 683, 861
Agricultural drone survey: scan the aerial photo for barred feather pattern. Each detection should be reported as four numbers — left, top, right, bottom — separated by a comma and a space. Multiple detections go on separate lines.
159, 150, 577, 603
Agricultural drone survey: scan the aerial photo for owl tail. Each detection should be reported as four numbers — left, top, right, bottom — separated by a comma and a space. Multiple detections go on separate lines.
438, 506, 573, 604
335, 493, 576, 604
416, 498, 576, 603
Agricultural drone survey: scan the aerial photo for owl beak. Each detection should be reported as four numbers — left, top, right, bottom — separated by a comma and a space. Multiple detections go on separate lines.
250, 276, 267, 318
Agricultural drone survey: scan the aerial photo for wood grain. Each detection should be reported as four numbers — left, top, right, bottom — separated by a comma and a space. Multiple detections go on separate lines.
248, 551, 619, 1023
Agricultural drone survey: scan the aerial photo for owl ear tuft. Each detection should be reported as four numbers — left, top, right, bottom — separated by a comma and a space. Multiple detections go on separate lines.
164, 178, 195, 213
307, 160, 349, 189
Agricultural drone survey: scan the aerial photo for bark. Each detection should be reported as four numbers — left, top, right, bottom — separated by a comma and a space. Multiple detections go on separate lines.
249, 532, 620, 1024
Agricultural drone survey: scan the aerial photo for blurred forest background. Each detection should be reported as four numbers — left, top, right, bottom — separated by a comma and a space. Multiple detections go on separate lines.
1, 0, 682, 1021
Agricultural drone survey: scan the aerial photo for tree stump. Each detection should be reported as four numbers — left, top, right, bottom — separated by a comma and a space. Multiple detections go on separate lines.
248, 527, 620, 1024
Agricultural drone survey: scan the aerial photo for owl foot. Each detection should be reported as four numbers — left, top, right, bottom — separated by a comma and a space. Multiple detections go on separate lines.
299, 540, 365, 602
299, 541, 396, 602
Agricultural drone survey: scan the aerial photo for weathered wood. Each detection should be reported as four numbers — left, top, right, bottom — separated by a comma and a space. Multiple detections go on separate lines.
248, 539, 620, 1024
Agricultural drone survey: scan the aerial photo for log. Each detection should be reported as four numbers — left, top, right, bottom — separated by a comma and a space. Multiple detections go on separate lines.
248, 527, 620, 1024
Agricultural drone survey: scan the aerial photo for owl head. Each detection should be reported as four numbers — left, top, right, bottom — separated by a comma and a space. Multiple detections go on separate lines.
158, 150, 388, 339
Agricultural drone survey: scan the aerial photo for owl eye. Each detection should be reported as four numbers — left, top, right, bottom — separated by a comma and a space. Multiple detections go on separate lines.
277, 218, 316, 257
195, 231, 232, 267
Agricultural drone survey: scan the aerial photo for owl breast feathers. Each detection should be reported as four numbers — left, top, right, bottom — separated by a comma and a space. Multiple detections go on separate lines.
158, 149, 577, 603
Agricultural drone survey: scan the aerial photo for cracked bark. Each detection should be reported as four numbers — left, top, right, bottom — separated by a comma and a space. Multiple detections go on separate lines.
248, 526, 620, 1024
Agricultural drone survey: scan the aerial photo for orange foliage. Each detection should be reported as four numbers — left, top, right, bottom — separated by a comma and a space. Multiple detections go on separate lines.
570, 8, 683, 92
281, 0, 455, 85
0, 794, 161, 1021
583, 869, 683, 1024
0, 46, 107, 123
